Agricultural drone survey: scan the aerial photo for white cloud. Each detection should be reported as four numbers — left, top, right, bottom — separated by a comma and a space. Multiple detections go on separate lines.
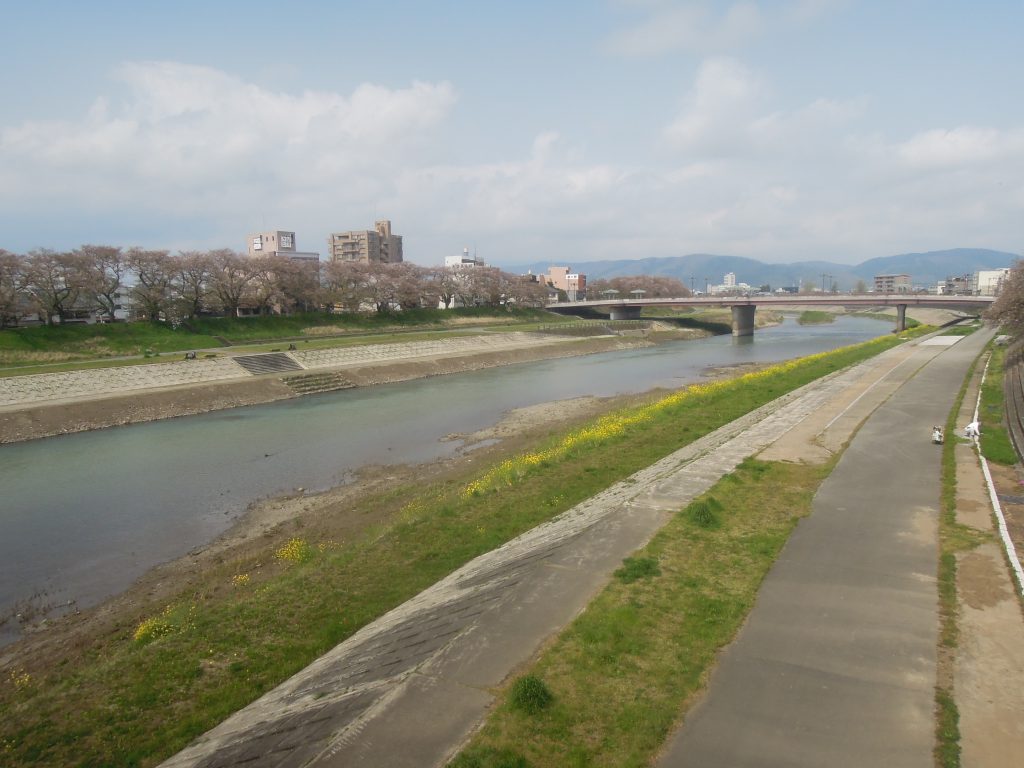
896, 126, 1024, 169
0, 61, 457, 198
608, 0, 846, 56
1, 57, 1021, 264
609, 2, 762, 56
663, 58, 768, 153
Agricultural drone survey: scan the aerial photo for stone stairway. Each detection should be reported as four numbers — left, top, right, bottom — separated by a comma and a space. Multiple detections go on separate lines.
231, 353, 304, 375
282, 372, 355, 395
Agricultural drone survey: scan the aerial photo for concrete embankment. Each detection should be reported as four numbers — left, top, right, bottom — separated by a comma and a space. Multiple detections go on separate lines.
0, 333, 649, 443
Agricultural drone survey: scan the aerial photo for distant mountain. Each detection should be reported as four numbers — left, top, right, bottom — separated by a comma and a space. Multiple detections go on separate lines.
506, 248, 1019, 292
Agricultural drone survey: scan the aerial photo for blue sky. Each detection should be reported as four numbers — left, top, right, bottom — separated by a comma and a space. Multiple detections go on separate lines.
2, 1, 1022, 266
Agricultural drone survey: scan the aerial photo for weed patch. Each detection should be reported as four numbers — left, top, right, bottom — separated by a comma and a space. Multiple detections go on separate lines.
508, 675, 554, 715
614, 556, 661, 583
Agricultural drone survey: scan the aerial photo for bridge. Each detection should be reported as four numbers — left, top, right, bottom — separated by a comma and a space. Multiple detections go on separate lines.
548, 294, 995, 336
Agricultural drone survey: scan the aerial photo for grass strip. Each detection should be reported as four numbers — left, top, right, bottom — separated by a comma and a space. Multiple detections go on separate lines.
0, 330, 924, 767
450, 457, 831, 768
976, 344, 1017, 465
0, 308, 553, 371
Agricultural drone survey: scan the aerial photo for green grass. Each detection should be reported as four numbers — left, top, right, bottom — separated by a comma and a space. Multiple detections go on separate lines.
0, 321, 219, 365
0, 308, 554, 373
449, 457, 831, 768
977, 345, 1018, 465
0, 330, 922, 767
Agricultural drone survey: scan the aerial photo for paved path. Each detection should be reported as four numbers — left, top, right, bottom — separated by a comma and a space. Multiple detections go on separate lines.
159, 332, 982, 768
0, 333, 572, 409
658, 328, 994, 767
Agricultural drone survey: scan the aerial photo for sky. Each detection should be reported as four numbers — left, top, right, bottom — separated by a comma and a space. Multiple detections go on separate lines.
1, 0, 1022, 267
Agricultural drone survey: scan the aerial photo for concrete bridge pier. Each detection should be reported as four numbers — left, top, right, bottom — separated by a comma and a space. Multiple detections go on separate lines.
609, 305, 643, 321
896, 304, 907, 332
731, 305, 756, 337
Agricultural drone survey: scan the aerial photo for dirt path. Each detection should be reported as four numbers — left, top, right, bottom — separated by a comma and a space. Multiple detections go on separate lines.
953, 366, 1024, 766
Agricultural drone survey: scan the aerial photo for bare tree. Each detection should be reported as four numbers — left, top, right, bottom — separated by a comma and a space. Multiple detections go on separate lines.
986, 259, 1024, 333
322, 260, 375, 313
424, 266, 461, 309
0, 249, 25, 328
504, 274, 549, 308
21, 249, 85, 325
387, 262, 429, 310
276, 258, 321, 314
126, 248, 174, 322
173, 251, 213, 319
77, 244, 127, 321
587, 275, 689, 299
207, 249, 254, 317
249, 254, 290, 315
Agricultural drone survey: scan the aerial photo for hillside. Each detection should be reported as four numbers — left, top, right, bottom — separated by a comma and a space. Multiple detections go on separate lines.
507, 248, 1019, 291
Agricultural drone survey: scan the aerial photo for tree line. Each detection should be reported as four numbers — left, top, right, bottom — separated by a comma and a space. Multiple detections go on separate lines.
0, 246, 554, 328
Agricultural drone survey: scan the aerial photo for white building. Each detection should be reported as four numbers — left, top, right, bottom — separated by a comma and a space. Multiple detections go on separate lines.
444, 248, 485, 268
976, 268, 1010, 296
247, 230, 320, 263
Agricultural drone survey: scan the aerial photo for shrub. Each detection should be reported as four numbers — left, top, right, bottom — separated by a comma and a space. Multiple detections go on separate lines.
508, 675, 553, 715
686, 496, 723, 528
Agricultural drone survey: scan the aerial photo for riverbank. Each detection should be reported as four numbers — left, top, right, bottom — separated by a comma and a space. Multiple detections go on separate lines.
0, 332, 919, 766
0, 334, 659, 444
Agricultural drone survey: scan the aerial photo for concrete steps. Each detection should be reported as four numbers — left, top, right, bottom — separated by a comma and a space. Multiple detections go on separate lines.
283, 372, 355, 395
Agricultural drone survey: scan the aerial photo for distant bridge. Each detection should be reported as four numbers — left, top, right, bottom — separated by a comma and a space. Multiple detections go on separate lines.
547, 294, 994, 336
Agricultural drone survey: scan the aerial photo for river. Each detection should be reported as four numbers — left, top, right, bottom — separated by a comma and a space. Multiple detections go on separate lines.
0, 315, 890, 644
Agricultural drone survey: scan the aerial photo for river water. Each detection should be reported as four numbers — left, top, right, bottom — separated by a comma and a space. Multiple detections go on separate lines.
0, 316, 889, 643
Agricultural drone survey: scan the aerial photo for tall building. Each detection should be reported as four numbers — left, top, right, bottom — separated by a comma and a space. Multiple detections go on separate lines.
327, 220, 404, 264
246, 231, 320, 263
545, 266, 586, 301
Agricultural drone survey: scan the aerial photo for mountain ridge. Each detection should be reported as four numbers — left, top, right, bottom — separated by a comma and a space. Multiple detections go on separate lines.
501, 248, 1019, 291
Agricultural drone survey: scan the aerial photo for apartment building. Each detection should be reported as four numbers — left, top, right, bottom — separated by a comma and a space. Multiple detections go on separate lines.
247, 231, 320, 263
873, 273, 912, 293
327, 220, 404, 264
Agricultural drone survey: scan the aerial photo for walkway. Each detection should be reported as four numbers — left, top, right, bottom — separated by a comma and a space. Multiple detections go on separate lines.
658, 328, 994, 767
160, 331, 985, 767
